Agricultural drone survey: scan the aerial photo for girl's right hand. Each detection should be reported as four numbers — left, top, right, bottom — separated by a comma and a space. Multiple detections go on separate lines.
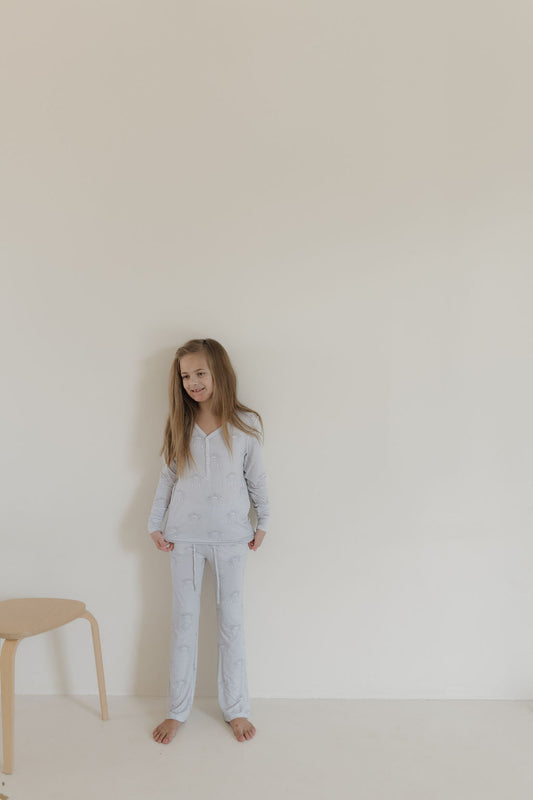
150, 531, 174, 552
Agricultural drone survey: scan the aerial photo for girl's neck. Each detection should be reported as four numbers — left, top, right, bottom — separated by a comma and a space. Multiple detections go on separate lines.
196, 402, 219, 422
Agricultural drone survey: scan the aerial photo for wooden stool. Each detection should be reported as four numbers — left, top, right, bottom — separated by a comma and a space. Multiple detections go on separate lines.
0, 597, 109, 773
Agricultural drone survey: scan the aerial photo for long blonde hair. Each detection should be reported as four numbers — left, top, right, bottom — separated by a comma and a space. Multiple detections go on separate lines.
159, 338, 264, 478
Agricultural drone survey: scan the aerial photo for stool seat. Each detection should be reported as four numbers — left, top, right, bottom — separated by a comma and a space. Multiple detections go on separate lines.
0, 596, 108, 773
0, 598, 87, 640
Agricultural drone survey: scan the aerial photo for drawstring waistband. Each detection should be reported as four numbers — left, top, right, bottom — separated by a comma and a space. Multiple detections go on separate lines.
191, 544, 220, 605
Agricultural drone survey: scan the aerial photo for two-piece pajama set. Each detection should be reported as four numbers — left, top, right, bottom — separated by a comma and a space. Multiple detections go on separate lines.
147, 411, 270, 723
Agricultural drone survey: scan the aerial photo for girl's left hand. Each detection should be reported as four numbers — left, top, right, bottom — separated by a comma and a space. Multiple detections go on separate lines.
248, 529, 266, 551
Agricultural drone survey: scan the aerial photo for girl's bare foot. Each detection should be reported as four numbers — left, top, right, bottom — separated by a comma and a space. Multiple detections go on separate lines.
227, 717, 256, 741
152, 718, 182, 744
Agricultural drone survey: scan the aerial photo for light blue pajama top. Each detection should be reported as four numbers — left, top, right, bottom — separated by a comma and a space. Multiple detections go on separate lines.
147, 411, 270, 544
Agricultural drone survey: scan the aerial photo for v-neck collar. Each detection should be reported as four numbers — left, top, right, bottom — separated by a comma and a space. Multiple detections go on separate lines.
194, 422, 222, 438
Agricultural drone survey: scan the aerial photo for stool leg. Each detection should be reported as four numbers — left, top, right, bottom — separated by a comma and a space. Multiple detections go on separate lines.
81, 611, 109, 721
1, 638, 20, 774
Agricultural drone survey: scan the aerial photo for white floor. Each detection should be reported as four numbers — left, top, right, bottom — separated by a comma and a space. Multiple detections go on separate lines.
2, 696, 533, 799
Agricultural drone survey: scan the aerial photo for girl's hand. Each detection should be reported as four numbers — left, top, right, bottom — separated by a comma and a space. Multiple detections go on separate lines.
248, 529, 266, 551
150, 531, 174, 552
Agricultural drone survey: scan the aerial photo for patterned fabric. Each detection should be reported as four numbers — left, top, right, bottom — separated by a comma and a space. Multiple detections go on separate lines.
167, 541, 250, 722
148, 411, 270, 543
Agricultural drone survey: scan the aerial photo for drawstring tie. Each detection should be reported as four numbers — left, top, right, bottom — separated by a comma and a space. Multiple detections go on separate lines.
191, 544, 220, 605
213, 546, 220, 605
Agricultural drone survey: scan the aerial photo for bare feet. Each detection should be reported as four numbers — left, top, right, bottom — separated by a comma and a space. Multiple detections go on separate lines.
152, 718, 182, 744
227, 717, 256, 741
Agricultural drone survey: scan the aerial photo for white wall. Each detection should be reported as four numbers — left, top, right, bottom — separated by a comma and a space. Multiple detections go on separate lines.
1, 0, 532, 699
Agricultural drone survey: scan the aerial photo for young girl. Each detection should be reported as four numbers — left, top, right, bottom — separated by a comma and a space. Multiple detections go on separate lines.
148, 338, 269, 744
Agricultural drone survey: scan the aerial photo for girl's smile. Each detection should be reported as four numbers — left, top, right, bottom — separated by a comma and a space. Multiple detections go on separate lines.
180, 353, 214, 407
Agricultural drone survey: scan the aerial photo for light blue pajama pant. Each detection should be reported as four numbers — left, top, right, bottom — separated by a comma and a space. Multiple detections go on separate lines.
167, 539, 251, 723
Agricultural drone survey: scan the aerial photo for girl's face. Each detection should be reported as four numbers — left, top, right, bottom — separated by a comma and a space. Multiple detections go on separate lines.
179, 352, 214, 406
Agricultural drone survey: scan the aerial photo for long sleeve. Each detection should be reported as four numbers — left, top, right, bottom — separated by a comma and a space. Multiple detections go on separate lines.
147, 458, 177, 534
243, 425, 270, 532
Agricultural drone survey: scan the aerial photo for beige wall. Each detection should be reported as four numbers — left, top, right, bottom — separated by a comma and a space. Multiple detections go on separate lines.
1, 0, 532, 698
